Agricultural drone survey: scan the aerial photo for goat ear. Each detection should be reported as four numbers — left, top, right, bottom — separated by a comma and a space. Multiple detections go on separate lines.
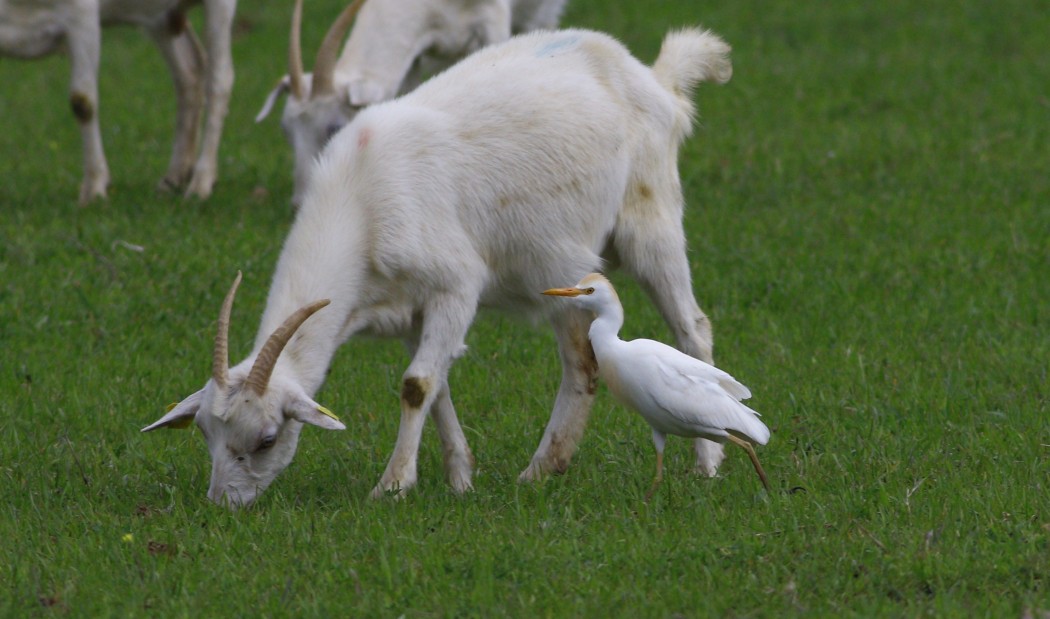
286, 394, 346, 431
256, 76, 291, 122
141, 389, 203, 432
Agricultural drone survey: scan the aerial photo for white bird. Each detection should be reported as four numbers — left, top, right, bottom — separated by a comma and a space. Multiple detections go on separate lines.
543, 273, 771, 499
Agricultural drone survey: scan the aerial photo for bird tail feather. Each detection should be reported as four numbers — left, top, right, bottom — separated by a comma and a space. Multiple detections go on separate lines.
732, 403, 770, 445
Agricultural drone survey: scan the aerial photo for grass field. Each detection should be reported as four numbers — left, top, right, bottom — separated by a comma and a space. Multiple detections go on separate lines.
1, 0, 1048, 615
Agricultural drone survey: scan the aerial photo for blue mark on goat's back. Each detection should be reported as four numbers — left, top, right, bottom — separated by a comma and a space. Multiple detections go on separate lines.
535, 35, 580, 58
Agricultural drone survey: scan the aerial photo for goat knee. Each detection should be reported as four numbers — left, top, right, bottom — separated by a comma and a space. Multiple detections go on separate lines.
70, 92, 94, 123
401, 375, 433, 409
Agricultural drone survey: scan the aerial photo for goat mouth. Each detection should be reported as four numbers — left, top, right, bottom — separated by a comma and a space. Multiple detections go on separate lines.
210, 484, 258, 510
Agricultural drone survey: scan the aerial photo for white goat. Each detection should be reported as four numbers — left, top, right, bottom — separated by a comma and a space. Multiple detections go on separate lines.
255, 0, 567, 206
143, 25, 732, 508
0, 0, 236, 204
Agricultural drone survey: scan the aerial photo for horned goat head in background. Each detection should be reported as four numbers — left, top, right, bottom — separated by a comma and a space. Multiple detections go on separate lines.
141, 272, 344, 509
256, 0, 364, 207
255, 0, 568, 207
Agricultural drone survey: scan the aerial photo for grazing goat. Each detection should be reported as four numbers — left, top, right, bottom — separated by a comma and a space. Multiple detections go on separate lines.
0, 0, 236, 204
143, 25, 732, 508
255, 0, 567, 206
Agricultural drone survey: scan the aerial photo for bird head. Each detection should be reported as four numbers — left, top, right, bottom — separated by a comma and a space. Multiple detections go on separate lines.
542, 273, 620, 313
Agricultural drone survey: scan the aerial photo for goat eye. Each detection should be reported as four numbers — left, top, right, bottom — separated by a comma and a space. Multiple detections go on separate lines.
325, 123, 343, 141
257, 435, 277, 451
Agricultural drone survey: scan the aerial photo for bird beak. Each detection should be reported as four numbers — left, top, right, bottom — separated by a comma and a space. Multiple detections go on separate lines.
542, 287, 584, 297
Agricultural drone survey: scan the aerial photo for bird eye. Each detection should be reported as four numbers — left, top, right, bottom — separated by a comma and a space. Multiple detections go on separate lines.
585, 287, 595, 294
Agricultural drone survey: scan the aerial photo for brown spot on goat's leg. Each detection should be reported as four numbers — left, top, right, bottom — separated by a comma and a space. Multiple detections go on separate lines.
70, 92, 93, 123
166, 10, 188, 35
569, 323, 599, 396
543, 433, 572, 475
401, 376, 430, 409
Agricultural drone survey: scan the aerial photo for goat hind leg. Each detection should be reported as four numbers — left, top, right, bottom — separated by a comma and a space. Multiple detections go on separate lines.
185, 0, 236, 199
520, 307, 598, 482
637, 252, 726, 474
146, 14, 205, 190
618, 188, 724, 473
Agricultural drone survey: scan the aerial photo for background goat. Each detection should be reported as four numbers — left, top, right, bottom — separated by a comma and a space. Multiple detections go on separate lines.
0, 0, 236, 204
143, 25, 731, 508
255, 0, 568, 206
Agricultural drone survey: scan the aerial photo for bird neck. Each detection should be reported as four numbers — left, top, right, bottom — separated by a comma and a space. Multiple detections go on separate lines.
587, 300, 625, 354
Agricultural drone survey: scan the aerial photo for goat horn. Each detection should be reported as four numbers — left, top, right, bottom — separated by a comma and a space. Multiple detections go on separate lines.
311, 0, 365, 99
244, 299, 331, 395
212, 271, 242, 389
288, 0, 305, 99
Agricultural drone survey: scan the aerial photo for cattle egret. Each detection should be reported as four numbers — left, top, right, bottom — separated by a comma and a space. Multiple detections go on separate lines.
543, 273, 771, 499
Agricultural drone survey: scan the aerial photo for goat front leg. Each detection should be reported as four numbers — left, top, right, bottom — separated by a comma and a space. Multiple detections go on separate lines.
520, 307, 598, 481
146, 14, 205, 191
430, 384, 474, 494
401, 338, 474, 494
66, 8, 107, 205
185, 0, 235, 199
372, 296, 476, 498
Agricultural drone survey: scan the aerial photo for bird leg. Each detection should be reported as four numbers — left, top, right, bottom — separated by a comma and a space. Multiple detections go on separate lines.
644, 450, 664, 503
727, 435, 770, 492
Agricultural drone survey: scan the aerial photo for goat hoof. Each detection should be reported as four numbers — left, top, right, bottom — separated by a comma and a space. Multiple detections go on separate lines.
184, 170, 215, 200
692, 439, 726, 477
78, 181, 108, 206
517, 462, 547, 483
447, 471, 474, 495
369, 475, 415, 500
157, 176, 183, 193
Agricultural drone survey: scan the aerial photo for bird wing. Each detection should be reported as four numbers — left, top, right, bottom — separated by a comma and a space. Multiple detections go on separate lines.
627, 339, 752, 401
622, 341, 769, 444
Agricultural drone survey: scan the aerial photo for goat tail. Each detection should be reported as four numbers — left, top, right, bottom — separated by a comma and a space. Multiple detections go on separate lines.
652, 28, 732, 138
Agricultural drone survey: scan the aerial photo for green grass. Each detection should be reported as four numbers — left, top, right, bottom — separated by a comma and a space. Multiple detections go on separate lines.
1, 0, 1048, 615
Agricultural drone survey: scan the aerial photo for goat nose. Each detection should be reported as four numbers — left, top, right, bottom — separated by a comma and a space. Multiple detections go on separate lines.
209, 484, 242, 509
210, 489, 247, 510
215, 484, 258, 510
207, 486, 227, 506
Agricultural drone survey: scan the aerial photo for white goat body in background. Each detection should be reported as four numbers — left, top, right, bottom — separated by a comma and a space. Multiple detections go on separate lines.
0, 0, 236, 204
255, 0, 568, 206
144, 25, 732, 508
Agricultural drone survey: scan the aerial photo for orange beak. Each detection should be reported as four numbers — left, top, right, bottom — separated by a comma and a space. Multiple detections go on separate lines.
542, 287, 584, 297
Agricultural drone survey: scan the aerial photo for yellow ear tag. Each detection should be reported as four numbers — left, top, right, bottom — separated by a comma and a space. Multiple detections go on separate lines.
316, 405, 340, 421
169, 417, 194, 429
163, 402, 194, 429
